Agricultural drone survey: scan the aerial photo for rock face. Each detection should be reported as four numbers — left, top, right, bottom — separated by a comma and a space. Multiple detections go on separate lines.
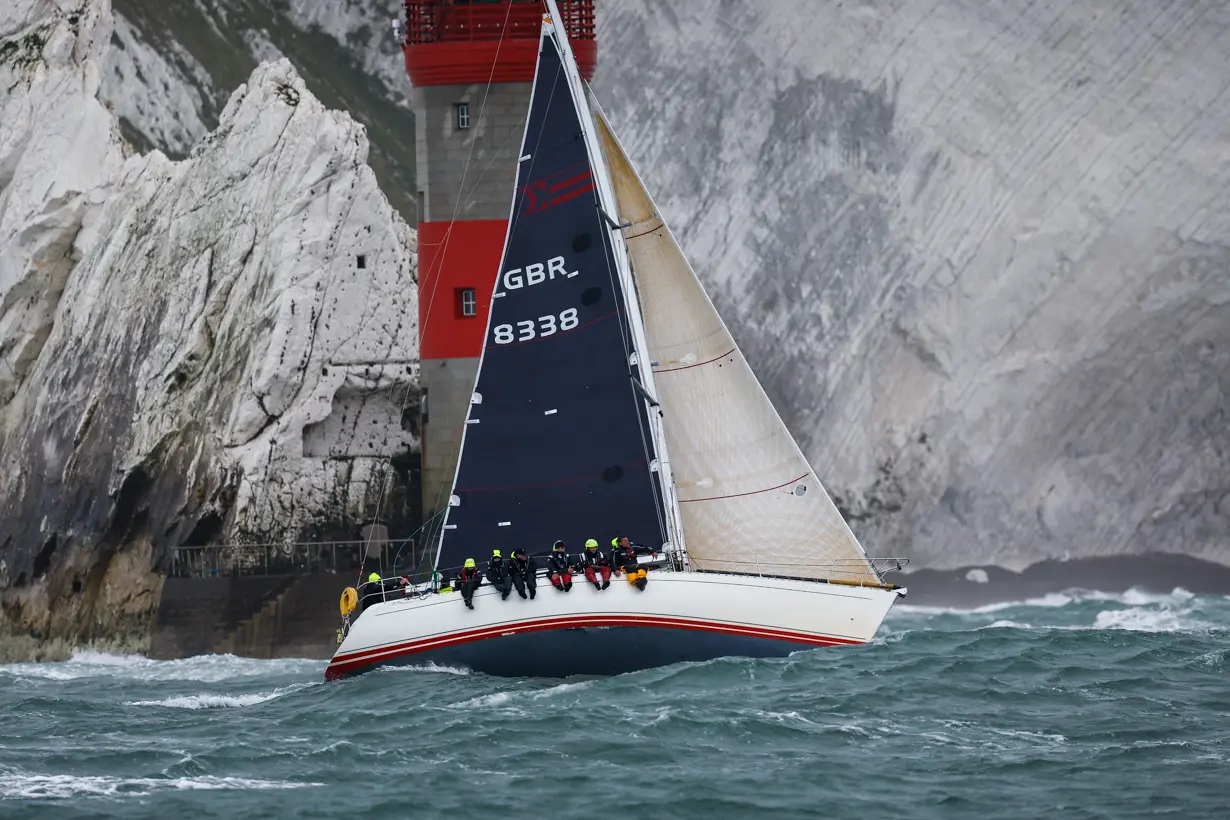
103, 0, 419, 221
99, 1, 1229, 575
4, 0, 1228, 640
0, 0, 418, 655
593, 0, 1230, 571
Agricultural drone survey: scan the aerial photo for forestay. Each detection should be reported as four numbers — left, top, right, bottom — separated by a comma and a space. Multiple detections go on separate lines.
594, 111, 878, 584
434, 24, 667, 574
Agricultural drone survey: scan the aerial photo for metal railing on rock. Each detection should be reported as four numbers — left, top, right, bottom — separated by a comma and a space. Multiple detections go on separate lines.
168, 540, 417, 579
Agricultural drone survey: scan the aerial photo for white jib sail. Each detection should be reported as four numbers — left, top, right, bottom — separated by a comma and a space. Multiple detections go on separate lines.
594, 110, 879, 584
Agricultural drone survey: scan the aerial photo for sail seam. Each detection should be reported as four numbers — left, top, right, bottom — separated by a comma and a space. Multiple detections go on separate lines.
624, 222, 665, 240
679, 473, 809, 504
654, 348, 737, 373
457, 459, 648, 493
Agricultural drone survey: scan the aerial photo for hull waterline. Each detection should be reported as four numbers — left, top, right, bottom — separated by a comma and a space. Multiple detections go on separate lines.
325, 571, 902, 680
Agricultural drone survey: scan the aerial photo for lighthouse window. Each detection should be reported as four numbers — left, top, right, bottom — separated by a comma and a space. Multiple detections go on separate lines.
459, 287, 477, 317
455, 103, 470, 130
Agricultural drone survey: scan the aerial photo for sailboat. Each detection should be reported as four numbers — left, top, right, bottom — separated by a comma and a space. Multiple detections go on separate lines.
324, 0, 905, 682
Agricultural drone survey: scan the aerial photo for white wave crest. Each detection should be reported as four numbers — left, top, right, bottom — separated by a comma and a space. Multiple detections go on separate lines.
126, 683, 314, 709
981, 619, 1034, 629
894, 587, 1197, 616
896, 592, 1078, 615
1090, 607, 1209, 633
0, 653, 323, 684
891, 586, 1219, 636
450, 680, 590, 710
454, 691, 514, 709
376, 661, 471, 676
66, 651, 147, 666
0, 773, 321, 799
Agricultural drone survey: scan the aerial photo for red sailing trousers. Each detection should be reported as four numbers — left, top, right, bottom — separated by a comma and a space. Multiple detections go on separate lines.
584, 566, 611, 585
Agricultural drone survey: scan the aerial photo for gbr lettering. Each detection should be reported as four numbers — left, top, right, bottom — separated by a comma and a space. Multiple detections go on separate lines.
493, 309, 578, 345
502, 256, 576, 291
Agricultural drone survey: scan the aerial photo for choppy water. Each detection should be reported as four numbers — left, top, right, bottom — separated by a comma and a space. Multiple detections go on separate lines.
3, 588, 1228, 818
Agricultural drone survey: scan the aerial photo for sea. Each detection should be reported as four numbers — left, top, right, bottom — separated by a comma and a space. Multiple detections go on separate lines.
2, 588, 1227, 819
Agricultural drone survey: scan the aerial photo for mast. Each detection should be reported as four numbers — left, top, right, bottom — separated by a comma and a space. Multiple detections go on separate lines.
431, 5, 676, 573
542, 0, 687, 562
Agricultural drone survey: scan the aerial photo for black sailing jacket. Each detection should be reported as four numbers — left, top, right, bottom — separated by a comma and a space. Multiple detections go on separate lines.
510, 553, 537, 580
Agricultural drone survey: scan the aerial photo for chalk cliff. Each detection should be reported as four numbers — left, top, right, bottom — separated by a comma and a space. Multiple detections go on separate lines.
99, 0, 1230, 575
0, 0, 418, 655
593, 0, 1230, 571
4, 0, 1229, 658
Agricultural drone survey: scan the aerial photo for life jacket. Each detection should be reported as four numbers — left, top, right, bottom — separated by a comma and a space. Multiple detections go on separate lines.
510, 554, 534, 577
487, 556, 506, 578
582, 549, 609, 568
457, 567, 479, 583
614, 546, 638, 568
547, 552, 570, 573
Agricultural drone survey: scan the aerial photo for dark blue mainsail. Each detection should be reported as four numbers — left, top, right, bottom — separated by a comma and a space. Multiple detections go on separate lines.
434, 27, 667, 573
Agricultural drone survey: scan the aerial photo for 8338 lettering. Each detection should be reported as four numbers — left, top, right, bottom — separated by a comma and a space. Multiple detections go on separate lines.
492, 308, 579, 345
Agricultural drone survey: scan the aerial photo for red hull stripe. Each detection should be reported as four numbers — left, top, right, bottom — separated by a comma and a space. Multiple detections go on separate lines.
326, 614, 863, 677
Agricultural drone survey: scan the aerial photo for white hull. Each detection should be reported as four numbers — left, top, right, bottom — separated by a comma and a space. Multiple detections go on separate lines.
325, 571, 902, 680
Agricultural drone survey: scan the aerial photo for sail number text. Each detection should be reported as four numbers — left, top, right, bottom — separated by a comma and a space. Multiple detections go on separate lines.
493, 308, 579, 344
501, 256, 577, 292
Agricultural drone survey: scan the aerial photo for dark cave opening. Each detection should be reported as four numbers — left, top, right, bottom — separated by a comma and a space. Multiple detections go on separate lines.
107, 467, 152, 540
32, 534, 58, 578
182, 511, 224, 546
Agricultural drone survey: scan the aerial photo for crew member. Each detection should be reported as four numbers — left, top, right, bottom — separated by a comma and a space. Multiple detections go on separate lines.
456, 558, 481, 609
488, 550, 512, 600
547, 541, 573, 592
362, 571, 384, 610
612, 537, 648, 590
582, 539, 611, 590
614, 536, 657, 561
509, 547, 537, 600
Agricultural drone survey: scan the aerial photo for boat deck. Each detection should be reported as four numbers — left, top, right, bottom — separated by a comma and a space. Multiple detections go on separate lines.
326, 569, 901, 680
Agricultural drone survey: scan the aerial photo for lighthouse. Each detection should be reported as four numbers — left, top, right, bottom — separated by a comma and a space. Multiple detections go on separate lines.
403, 1, 598, 522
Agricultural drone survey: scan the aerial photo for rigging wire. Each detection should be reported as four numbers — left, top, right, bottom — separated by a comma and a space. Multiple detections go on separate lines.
594, 210, 671, 549
427, 30, 569, 575
434, 19, 672, 561
406, 9, 671, 575
362, 0, 520, 584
